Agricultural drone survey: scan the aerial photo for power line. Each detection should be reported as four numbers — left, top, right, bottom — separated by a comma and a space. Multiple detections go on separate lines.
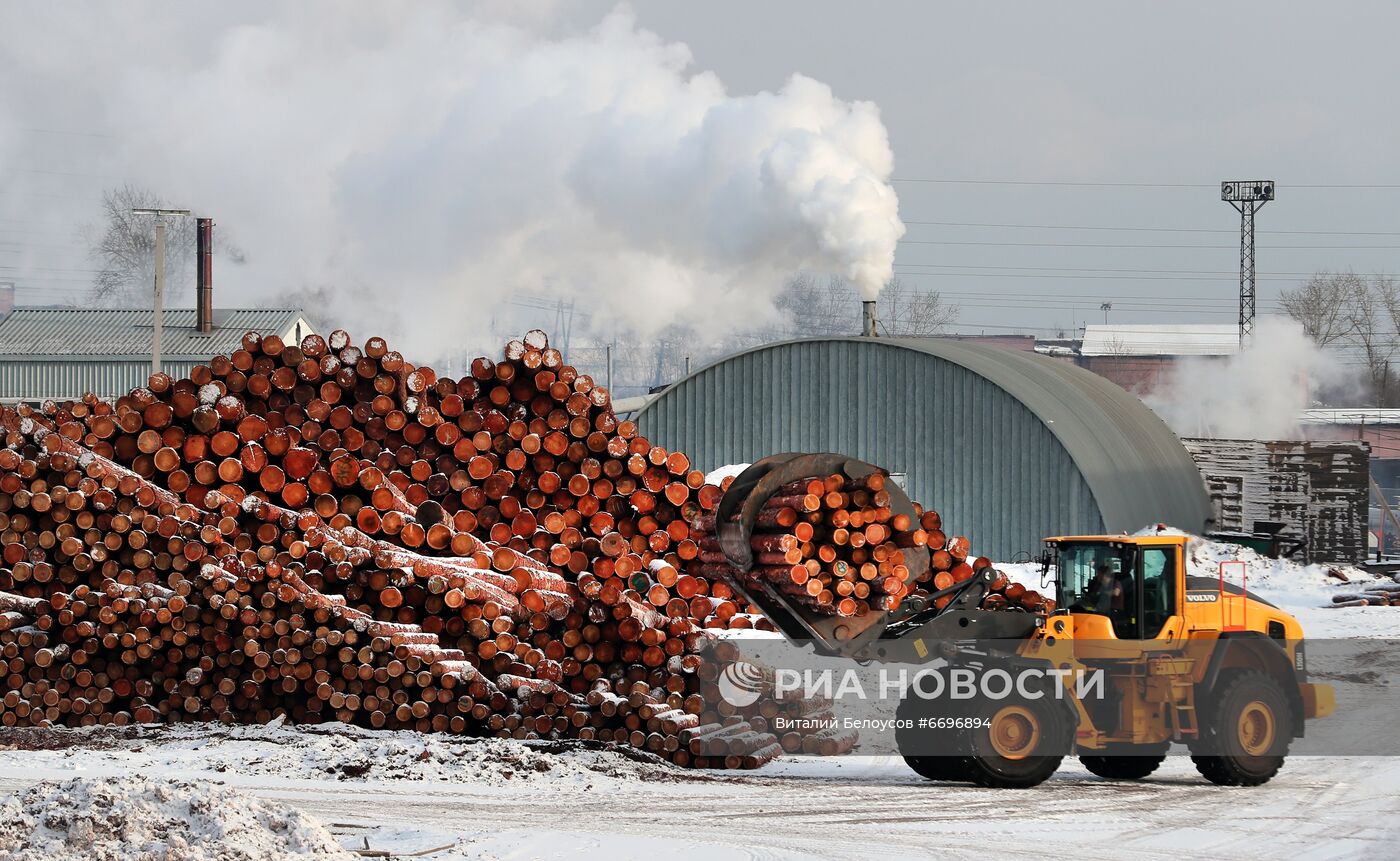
892, 178, 1400, 189
901, 219, 1400, 237
893, 178, 1216, 188
897, 239, 1400, 249
893, 270, 1323, 282
892, 263, 1366, 277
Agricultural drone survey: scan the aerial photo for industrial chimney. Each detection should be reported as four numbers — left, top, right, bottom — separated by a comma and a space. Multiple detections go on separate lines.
0, 282, 14, 319
195, 218, 213, 334
861, 300, 877, 337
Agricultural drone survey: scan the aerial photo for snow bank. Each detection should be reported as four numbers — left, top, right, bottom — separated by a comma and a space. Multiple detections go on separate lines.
0, 722, 694, 788
0, 776, 352, 861
192, 723, 685, 785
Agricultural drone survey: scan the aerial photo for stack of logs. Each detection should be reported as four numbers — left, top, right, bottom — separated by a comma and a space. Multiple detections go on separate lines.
1329, 581, 1400, 608
0, 326, 1046, 766
689, 472, 1053, 632
0, 329, 820, 767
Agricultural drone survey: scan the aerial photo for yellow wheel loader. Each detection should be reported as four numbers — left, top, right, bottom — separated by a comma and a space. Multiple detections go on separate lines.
714, 454, 1336, 789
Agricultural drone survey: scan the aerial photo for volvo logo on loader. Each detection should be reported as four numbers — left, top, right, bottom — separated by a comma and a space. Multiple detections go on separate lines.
1186, 591, 1221, 603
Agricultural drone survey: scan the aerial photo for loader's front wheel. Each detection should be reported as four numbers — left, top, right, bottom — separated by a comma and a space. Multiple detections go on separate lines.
1079, 743, 1169, 780
896, 691, 972, 781
1191, 670, 1292, 787
961, 696, 1072, 789
903, 755, 972, 782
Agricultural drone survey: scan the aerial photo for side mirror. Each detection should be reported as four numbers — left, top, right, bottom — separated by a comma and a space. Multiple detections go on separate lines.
1039, 549, 1055, 590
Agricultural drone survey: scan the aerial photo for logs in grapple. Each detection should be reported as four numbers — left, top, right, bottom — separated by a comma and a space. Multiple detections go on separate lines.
691, 471, 1054, 629
0, 328, 851, 767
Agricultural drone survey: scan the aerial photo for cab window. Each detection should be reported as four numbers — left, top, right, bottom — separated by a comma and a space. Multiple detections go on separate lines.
1140, 547, 1176, 638
1060, 543, 1137, 638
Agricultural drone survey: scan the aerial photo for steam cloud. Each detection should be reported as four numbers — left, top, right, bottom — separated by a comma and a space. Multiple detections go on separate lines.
0, 4, 904, 358
1143, 317, 1346, 440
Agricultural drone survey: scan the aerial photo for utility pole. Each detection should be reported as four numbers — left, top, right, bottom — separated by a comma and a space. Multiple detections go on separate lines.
1220, 181, 1274, 348
132, 207, 191, 374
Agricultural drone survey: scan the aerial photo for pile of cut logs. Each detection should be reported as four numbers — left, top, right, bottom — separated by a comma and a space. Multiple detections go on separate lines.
0, 329, 810, 766
0, 327, 1040, 766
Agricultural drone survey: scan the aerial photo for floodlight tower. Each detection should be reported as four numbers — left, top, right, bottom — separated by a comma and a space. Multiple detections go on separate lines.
1220, 180, 1275, 347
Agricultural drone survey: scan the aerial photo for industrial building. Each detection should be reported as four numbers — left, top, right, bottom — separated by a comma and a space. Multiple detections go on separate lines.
0, 307, 314, 403
1074, 323, 1239, 394
636, 336, 1211, 560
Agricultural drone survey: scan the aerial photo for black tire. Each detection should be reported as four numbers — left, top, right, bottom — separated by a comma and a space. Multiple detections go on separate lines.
1191, 670, 1293, 787
1079, 743, 1169, 781
903, 755, 973, 782
896, 689, 971, 781
961, 695, 1073, 789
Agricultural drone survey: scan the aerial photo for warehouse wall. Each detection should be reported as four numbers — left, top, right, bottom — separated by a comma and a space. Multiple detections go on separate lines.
638, 338, 1106, 560
1183, 438, 1370, 564
0, 360, 203, 403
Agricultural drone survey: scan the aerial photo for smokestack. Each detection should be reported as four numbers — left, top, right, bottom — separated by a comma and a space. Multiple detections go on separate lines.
861, 300, 877, 337
0, 283, 14, 318
196, 217, 213, 334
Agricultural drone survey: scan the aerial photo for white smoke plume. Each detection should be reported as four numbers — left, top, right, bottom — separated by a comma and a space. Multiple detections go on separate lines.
0, 4, 904, 358
1143, 317, 1348, 440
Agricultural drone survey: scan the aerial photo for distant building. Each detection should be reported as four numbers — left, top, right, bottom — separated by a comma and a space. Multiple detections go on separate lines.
0, 307, 315, 403
1076, 323, 1238, 394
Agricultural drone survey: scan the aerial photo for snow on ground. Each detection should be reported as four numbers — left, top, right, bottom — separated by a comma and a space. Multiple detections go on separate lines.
0, 721, 692, 788
0, 775, 353, 861
2, 727, 1398, 860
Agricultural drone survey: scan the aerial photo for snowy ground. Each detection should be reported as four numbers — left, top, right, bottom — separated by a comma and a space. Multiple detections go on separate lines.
2, 729, 1397, 860
4, 532, 1400, 860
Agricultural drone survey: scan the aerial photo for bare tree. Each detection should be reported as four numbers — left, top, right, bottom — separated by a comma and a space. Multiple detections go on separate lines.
776, 274, 860, 337
1280, 271, 1356, 346
1283, 271, 1400, 406
777, 275, 958, 338
878, 278, 959, 336
85, 185, 198, 309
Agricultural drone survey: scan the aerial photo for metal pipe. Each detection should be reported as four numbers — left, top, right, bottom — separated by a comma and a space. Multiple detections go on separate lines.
152, 220, 165, 373
861, 300, 877, 337
196, 218, 213, 334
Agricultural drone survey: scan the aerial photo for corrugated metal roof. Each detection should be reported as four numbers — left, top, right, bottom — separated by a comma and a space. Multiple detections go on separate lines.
0, 308, 310, 360
636, 337, 1210, 559
1080, 323, 1239, 357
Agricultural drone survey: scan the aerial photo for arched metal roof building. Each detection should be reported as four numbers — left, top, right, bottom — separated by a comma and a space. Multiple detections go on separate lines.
635, 337, 1209, 560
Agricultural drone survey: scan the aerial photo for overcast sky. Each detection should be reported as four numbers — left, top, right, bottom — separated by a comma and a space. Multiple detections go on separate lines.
3, 1, 1399, 348
629, 0, 1400, 336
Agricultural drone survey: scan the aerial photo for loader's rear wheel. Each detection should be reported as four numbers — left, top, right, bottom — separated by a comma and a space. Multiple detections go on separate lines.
1079, 743, 1169, 781
962, 696, 1072, 789
1191, 670, 1292, 787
